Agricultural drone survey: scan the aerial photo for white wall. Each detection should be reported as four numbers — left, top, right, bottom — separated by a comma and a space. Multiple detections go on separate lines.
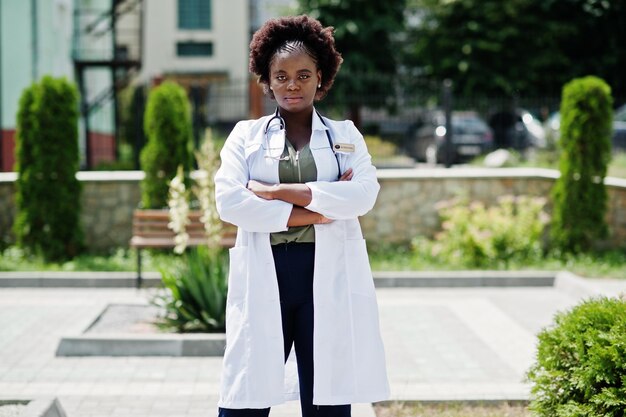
143, 0, 248, 81
142, 0, 249, 121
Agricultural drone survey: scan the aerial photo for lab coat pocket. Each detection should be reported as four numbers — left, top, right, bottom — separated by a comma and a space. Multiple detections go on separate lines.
227, 246, 248, 303
345, 238, 376, 296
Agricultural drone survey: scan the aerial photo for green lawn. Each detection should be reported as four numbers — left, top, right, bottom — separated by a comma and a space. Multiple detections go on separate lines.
0, 247, 174, 273
367, 244, 626, 279
2, 244, 625, 279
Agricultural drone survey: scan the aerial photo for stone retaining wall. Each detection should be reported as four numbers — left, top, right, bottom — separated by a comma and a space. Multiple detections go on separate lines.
1, 169, 625, 251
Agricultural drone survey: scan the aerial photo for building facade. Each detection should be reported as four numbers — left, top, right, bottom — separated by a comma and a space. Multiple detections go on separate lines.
141, 0, 250, 123
0, 0, 76, 171
0, 0, 296, 172
0, 0, 141, 172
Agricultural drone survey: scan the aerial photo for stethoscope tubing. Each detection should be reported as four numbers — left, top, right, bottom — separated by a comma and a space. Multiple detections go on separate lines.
263, 108, 342, 178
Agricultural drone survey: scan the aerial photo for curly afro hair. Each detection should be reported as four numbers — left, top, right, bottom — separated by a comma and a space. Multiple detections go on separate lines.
249, 15, 343, 100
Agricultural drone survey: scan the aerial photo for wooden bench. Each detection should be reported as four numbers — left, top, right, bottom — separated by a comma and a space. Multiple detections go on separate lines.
129, 209, 236, 288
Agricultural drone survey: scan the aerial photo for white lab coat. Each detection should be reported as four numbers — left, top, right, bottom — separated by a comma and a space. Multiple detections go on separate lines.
214, 110, 389, 408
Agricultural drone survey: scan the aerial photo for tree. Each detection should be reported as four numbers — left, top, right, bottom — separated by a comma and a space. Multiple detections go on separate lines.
13, 76, 84, 261
298, 0, 406, 127
140, 81, 193, 209
407, 0, 626, 98
551, 76, 612, 253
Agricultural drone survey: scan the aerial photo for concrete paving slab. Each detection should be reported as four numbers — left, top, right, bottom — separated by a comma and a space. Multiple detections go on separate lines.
1, 276, 625, 416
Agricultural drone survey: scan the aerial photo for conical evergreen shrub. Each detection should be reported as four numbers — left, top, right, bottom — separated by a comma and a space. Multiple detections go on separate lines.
140, 81, 193, 208
13, 76, 83, 261
551, 76, 613, 253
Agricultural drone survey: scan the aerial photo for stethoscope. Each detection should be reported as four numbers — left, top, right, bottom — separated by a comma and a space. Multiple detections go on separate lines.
263, 108, 342, 178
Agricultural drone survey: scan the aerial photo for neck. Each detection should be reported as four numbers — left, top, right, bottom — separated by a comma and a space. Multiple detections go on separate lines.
278, 107, 314, 129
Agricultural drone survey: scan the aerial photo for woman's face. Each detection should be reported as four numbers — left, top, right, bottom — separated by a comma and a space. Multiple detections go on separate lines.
269, 49, 321, 114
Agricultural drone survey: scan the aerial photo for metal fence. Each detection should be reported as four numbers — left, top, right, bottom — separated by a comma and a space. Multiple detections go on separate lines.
112, 76, 625, 170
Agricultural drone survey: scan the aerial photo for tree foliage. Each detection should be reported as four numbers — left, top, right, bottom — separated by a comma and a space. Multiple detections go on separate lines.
140, 81, 193, 209
551, 76, 612, 253
13, 76, 84, 261
298, 0, 406, 125
408, 0, 626, 98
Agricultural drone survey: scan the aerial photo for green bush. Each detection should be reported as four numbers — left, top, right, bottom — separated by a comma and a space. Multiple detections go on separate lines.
13, 76, 84, 261
422, 195, 548, 268
140, 81, 193, 208
551, 76, 613, 253
151, 246, 228, 332
527, 297, 626, 416
150, 132, 227, 333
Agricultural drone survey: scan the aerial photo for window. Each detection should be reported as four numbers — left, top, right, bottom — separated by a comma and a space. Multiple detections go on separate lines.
177, 42, 213, 57
178, 0, 212, 30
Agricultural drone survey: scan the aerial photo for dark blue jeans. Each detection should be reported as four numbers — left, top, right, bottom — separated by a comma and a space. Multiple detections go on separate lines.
218, 242, 351, 417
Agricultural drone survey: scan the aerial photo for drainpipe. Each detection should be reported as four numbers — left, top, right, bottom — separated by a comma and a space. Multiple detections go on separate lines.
31, 0, 38, 81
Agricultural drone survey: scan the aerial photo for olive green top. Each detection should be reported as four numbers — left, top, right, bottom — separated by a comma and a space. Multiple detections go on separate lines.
270, 139, 317, 245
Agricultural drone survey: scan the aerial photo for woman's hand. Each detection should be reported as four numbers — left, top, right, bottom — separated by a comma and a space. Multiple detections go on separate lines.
339, 168, 353, 181
317, 214, 333, 224
247, 179, 276, 200
249, 168, 351, 203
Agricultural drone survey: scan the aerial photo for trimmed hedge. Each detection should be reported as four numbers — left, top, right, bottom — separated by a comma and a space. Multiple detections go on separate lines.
140, 81, 193, 209
527, 297, 626, 416
551, 76, 613, 253
13, 76, 84, 261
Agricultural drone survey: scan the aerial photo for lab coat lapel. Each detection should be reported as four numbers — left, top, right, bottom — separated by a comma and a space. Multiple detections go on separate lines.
246, 116, 284, 184
310, 111, 341, 181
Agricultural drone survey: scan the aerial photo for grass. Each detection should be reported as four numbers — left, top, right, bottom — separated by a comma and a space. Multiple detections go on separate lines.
368, 243, 626, 279
374, 402, 530, 417
2, 244, 625, 279
0, 246, 176, 273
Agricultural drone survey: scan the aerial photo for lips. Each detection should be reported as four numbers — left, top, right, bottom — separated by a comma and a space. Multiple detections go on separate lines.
284, 96, 303, 102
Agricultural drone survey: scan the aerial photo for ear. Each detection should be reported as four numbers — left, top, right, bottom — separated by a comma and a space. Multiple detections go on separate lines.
317, 70, 322, 87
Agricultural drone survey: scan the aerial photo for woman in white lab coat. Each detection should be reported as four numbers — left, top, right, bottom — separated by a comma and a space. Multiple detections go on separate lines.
215, 15, 389, 417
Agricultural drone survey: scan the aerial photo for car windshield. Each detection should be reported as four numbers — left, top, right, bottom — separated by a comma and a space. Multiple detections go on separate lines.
453, 116, 488, 134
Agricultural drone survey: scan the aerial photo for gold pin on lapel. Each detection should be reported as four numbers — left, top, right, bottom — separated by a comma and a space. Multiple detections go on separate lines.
333, 143, 355, 153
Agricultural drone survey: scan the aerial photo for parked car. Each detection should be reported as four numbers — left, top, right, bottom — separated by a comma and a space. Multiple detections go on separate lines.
540, 105, 626, 152
406, 111, 494, 164
488, 109, 547, 150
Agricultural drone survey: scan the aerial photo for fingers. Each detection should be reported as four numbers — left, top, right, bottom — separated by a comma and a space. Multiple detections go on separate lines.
319, 216, 333, 224
339, 168, 353, 181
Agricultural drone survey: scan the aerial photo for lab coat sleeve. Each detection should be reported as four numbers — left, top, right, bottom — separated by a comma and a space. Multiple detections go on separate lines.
305, 121, 380, 220
214, 122, 293, 233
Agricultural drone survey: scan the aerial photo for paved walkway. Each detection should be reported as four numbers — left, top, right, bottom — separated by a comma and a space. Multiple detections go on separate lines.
0, 277, 625, 417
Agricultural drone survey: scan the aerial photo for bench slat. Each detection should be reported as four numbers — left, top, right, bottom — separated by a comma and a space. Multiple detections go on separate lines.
130, 209, 236, 249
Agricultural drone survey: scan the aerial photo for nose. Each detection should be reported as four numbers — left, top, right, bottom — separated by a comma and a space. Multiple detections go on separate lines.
287, 78, 299, 90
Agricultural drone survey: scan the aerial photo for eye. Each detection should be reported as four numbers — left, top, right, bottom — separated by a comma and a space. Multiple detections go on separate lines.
299, 74, 311, 80
276, 75, 287, 81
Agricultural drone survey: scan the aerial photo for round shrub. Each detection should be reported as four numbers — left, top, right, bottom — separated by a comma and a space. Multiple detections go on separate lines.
527, 297, 626, 416
551, 76, 613, 253
140, 81, 193, 209
13, 76, 84, 261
